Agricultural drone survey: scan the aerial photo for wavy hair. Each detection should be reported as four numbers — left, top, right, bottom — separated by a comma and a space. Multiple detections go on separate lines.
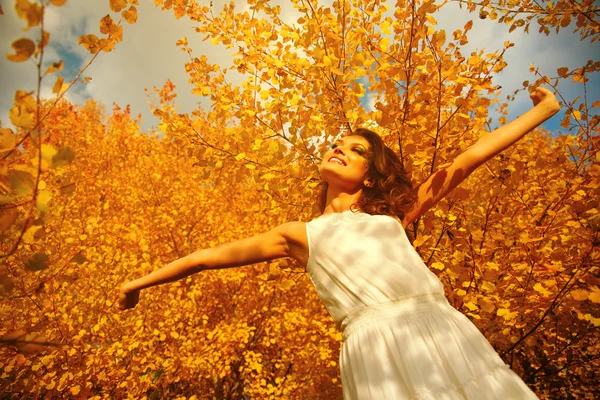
317, 128, 416, 220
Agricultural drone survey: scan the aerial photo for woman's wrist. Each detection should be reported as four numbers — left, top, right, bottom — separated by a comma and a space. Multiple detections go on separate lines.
121, 281, 139, 293
538, 97, 560, 117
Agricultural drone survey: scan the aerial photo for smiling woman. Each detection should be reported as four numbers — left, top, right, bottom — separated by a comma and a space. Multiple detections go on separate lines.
119, 87, 560, 399
317, 128, 416, 221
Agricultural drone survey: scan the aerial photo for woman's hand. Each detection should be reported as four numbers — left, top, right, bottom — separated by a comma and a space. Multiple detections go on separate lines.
530, 86, 560, 113
118, 286, 140, 310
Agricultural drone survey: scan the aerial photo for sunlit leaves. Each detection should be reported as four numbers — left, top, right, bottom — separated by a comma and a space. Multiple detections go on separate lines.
1, 0, 598, 398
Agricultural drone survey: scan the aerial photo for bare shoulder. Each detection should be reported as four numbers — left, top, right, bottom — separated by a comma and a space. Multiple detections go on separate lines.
272, 221, 308, 266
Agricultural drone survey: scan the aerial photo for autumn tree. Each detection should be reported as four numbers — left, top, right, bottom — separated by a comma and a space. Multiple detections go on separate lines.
1, 0, 598, 398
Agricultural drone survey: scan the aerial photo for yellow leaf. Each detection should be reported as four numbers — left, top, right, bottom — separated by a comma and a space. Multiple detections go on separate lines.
589, 287, 600, 303
15, 0, 42, 28
570, 289, 588, 301
70, 385, 81, 395
426, 15, 437, 25
412, 234, 428, 247
0, 128, 16, 151
6, 38, 35, 62
572, 110, 581, 120
351, 52, 365, 67
497, 308, 510, 316
430, 262, 445, 270
464, 302, 478, 311
381, 20, 391, 34
78, 34, 100, 53
39, 31, 50, 51
122, 6, 138, 24
100, 15, 114, 34
52, 76, 64, 94
41, 144, 57, 164
110, 0, 127, 12
533, 282, 552, 296
36, 189, 53, 213
261, 173, 276, 180
379, 38, 390, 52
244, 164, 256, 170
281, 279, 295, 291
235, 153, 246, 161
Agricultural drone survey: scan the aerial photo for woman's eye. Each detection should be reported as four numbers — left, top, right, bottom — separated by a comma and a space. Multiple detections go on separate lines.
330, 143, 338, 149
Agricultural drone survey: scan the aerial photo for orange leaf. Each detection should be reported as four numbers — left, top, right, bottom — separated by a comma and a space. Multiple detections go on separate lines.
122, 6, 138, 24
557, 67, 568, 77
52, 76, 64, 94
5, 38, 35, 62
110, 0, 127, 12
78, 34, 100, 53
100, 14, 115, 34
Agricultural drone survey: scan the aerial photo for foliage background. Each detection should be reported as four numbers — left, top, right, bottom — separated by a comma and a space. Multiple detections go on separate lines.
0, 0, 598, 398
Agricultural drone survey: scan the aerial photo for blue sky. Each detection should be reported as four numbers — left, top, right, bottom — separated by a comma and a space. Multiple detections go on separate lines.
0, 0, 597, 134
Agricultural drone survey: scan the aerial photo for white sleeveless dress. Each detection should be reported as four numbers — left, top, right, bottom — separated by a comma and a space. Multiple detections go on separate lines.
305, 210, 538, 399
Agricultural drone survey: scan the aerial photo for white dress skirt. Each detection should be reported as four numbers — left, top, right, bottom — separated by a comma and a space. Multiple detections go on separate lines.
305, 211, 538, 399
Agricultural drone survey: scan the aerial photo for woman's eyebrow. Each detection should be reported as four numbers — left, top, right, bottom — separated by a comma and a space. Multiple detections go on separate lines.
337, 139, 369, 149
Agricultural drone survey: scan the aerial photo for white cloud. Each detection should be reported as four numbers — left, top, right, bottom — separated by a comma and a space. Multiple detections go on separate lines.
1, 0, 244, 130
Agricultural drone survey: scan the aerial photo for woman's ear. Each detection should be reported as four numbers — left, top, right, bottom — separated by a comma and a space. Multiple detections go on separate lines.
364, 178, 374, 188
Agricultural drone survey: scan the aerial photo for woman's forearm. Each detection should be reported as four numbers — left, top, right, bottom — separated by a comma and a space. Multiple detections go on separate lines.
468, 96, 560, 162
121, 249, 211, 293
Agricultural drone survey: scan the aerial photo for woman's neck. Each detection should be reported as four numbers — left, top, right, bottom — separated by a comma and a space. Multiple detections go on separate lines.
322, 186, 364, 215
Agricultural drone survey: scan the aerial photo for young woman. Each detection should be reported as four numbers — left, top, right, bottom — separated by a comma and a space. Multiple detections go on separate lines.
119, 87, 560, 399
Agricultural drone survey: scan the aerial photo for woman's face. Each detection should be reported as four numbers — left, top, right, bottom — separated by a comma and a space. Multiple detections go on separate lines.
320, 135, 372, 191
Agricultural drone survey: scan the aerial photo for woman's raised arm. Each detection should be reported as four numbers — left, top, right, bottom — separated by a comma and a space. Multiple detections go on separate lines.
402, 87, 560, 227
118, 221, 307, 309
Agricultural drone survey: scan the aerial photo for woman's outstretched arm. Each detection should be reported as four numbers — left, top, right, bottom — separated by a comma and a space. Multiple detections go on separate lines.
118, 221, 307, 309
402, 87, 560, 227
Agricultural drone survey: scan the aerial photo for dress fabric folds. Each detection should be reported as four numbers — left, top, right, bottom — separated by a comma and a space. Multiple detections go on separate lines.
305, 210, 538, 400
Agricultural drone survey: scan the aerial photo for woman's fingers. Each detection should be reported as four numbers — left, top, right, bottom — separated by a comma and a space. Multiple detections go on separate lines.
529, 87, 556, 107
118, 289, 140, 310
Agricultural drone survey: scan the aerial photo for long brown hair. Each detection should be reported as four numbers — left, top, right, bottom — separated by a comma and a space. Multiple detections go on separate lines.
317, 128, 416, 220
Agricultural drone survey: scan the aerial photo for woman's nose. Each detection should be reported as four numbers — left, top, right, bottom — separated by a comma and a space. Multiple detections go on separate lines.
334, 147, 345, 155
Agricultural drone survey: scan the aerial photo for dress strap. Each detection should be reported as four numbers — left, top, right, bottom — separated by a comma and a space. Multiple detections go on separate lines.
341, 293, 450, 340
